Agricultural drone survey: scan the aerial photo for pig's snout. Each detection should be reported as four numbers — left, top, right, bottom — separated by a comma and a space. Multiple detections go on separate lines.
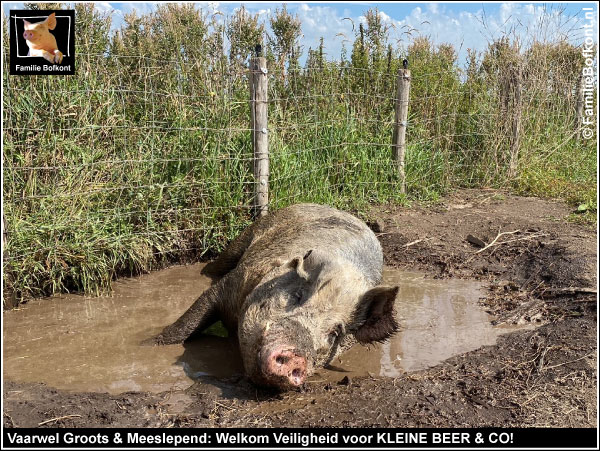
23, 31, 34, 40
261, 346, 307, 387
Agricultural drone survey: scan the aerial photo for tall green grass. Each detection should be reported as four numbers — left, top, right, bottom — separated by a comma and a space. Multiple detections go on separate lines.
2, 4, 596, 302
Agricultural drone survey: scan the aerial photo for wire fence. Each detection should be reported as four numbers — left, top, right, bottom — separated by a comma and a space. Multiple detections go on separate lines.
2, 46, 593, 301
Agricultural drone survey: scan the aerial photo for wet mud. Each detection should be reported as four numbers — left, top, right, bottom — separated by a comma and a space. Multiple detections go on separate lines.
3, 189, 596, 428
4, 265, 529, 395
318, 270, 532, 381
3, 264, 241, 394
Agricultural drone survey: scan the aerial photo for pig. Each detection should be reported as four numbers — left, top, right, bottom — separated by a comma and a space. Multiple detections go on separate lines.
155, 204, 399, 390
22, 13, 63, 64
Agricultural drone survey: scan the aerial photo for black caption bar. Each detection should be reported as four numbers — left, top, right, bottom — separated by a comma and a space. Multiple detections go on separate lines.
3, 428, 597, 449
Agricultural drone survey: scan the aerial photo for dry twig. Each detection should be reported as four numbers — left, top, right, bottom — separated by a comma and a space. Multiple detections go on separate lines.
38, 414, 81, 426
542, 352, 594, 371
403, 239, 423, 248
214, 401, 235, 411
474, 229, 521, 254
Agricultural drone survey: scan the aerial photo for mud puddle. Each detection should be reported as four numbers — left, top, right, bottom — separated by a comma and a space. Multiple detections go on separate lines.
3, 263, 242, 396
3, 264, 531, 396
316, 269, 532, 382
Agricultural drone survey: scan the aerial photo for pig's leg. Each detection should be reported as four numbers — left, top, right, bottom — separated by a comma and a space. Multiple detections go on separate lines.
40, 49, 63, 64
40, 50, 55, 63
52, 49, 63, 64
153, 276, 228, 345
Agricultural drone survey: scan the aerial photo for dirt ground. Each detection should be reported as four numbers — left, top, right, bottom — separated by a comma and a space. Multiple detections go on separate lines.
3, 189, 597, 428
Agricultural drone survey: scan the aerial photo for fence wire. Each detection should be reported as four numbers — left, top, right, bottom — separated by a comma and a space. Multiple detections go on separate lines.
2, 49, 592, 299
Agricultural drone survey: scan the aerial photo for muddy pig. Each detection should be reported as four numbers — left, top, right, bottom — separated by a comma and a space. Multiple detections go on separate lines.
155, 204, 399, 389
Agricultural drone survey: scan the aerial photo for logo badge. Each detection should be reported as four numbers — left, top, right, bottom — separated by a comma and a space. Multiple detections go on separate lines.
10, 9, 75, 75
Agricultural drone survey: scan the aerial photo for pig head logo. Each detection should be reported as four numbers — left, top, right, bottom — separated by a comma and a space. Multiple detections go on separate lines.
10, 9, 75, 75
22, 12, 63, 64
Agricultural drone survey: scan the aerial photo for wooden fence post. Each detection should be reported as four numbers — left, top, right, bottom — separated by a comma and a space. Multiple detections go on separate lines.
250, 55, 269, 217
392, 64, 411, 194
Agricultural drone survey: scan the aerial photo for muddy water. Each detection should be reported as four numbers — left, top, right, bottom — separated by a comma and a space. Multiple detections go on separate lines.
3, 263, 242, 395
315, 269, 527, 382
3, 264, 526, 395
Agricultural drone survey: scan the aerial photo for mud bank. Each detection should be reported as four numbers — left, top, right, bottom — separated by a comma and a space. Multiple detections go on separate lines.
3, 190, 596, 428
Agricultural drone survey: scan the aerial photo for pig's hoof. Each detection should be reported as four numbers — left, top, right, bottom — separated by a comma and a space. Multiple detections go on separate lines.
141, 334, 173, 346
140, 335, 162, 346
54, 51, 63, 64
147, 332, 185, 346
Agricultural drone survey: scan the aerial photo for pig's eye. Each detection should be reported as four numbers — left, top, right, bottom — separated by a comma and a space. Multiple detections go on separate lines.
293, 290, 303, 304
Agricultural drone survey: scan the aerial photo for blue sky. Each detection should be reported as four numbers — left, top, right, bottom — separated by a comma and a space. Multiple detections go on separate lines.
3, 2, 597, 65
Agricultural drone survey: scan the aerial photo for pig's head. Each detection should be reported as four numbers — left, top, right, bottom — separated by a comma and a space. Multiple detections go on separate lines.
239, 250, 399, 390
22, 13, 57, 45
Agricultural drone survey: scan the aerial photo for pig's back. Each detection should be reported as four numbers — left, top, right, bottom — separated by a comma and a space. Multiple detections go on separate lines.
239, 204, 383, 284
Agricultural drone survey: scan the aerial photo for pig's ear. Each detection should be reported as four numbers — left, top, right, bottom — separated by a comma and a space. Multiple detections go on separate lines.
287, 250, 313, 280
23, 19, 31, 28
353, 286, 399, 344
45, 12, 57, 30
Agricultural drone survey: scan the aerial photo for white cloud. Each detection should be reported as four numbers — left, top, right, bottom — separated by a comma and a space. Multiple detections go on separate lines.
38, 2, 590, 67
524, 4, 535, 16
94, 2, 113, 14
370, 2, 592, 65
117, 2, 156, 17
380, 11, 391, 22
283, 4, 354, 60
499, 2, 515, 24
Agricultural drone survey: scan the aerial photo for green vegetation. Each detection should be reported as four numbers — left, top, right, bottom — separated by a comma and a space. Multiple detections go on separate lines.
3, 4, 596, 301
